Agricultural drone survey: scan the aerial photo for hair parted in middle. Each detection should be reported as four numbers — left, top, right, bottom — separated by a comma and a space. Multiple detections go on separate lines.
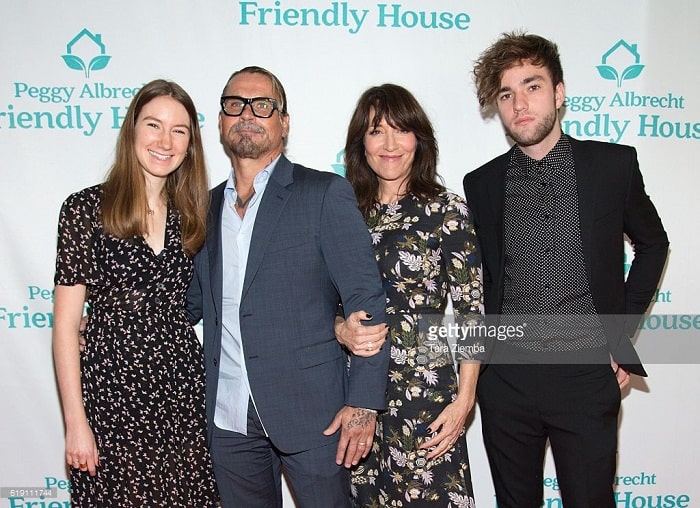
473, 30, 564, 108
344, 83, 443, 218
101, 78, 209, 256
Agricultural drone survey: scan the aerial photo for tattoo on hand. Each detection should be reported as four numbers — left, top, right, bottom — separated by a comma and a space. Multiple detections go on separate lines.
346, 409, 374, 430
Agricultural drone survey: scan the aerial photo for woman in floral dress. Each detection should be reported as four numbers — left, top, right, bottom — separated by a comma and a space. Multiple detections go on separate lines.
337, 84, 484, 507
52, 79, 219, 506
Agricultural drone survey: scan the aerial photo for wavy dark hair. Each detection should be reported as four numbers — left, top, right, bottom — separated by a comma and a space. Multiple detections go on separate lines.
473, 30, 564, 108
101, 79, 209, 256
345, 83, 443, 218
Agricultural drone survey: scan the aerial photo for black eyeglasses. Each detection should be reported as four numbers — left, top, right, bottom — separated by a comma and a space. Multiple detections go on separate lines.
220, 96, 280, 118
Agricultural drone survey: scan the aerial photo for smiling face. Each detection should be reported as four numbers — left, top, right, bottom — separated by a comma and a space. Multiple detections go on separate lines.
363, 112, 417, 199
134, 95, 190, 183
496, 60, 565, 159
219, 71, 289, 162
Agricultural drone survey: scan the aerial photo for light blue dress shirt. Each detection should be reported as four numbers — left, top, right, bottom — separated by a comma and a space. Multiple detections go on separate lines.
214, 156, 279, 434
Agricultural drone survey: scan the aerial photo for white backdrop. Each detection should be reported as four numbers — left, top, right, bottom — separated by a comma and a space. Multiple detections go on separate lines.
1, 1, 697, 506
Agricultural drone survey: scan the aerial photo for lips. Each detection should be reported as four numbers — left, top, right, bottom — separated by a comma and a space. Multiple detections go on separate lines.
148, 149, 172, 160
514, 116, 535, 127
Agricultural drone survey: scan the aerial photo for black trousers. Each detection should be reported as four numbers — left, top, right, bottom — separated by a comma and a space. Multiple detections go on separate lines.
477, 363, 621, 508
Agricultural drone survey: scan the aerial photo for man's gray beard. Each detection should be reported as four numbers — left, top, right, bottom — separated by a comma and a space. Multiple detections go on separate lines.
506, 109, 557, 148
230, 134, 268, 159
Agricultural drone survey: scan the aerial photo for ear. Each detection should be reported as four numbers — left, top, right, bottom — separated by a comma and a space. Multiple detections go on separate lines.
555, 81, 565, 110
280, 113, 290, 139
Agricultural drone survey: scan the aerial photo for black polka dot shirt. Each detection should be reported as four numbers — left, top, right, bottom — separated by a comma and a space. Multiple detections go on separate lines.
501, 135, 607, 354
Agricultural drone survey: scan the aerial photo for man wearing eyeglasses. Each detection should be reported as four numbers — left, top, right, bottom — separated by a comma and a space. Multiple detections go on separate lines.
185, 66, 389, 507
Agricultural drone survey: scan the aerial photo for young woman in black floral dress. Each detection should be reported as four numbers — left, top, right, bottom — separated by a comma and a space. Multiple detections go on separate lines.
337, 84, 484, 507
52, 79, 218, 506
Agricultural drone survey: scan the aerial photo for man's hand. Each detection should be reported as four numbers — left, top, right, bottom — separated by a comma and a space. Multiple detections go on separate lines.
611, 357, 630, 389
323, 406, 377, 468
335, 311, 388, 357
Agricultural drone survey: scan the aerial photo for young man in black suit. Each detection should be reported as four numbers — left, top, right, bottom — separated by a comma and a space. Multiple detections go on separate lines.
463, 32, 668, 508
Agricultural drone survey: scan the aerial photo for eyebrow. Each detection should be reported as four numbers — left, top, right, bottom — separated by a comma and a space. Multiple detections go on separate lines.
498, 74, 546, 93
141, 115, 190, 130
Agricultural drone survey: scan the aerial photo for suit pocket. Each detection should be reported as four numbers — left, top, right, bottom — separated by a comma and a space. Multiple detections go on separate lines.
295, 340, 344, 369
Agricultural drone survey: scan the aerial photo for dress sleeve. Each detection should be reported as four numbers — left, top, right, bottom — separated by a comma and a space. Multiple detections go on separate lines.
54, 188, 102, 287
440, 193, 485, 361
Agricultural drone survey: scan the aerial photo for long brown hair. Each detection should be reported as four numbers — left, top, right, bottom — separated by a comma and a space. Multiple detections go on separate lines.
344, 84, 443, 218
101, 79, 209, 256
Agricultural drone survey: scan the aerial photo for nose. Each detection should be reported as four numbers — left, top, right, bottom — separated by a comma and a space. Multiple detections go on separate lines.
384, 130, 398, 150
512, 93, 527, 113
158, 129, 173, 149
239, 102, 256, 119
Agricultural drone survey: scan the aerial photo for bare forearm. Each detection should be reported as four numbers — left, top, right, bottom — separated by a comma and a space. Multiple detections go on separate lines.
454, 361, 480, 410
52, 285, 89, 427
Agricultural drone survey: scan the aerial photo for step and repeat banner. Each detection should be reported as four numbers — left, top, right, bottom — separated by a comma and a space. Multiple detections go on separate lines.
1, 1, 697, 506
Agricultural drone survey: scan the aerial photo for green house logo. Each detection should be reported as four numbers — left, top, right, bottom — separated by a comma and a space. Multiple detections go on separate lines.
597, 40, 644, 88
332, 149, 346, 177
62, 29, 111, 78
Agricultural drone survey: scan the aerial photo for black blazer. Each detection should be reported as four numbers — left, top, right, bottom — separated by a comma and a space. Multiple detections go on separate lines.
463, 136, 668, 376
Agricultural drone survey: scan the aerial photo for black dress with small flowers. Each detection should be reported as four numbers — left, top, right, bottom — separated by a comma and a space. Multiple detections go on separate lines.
351, 192, 483, 508
54, 185, 218, 507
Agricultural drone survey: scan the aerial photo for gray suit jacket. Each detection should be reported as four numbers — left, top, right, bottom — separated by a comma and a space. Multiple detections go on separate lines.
463, 136, 668, 376
187, 155, 388, 452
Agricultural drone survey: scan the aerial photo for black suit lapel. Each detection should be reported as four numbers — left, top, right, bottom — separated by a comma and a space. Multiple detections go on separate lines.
484, 154, 508, 303
571, 138, 598, 278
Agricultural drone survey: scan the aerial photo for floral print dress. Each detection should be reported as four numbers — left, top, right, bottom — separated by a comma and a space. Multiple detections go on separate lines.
351, 191, 483, 508
54, 185, 218, 507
